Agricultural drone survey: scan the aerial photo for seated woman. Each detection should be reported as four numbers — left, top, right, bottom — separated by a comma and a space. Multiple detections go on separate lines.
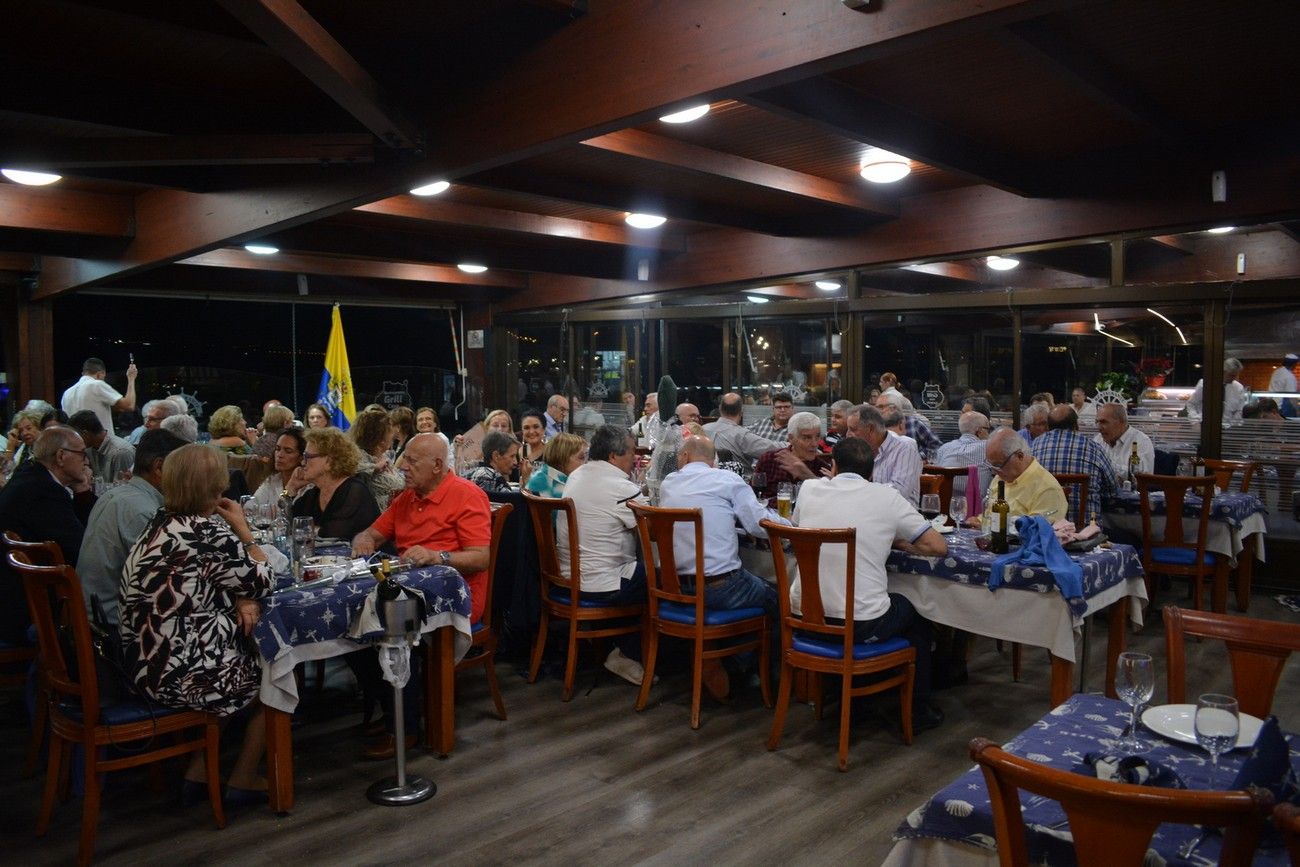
250, 427, 308, 511
519, 410, 546, 464
351, 405, 404, 511
2, 408, 43, 478
208, 405, 255, 455
467, 430, 519, 493
119, 443, 273, 800
414, 406, 449, 445
291, 427, 380, 541
453, 408, 512, 470
524, 432, 586, 498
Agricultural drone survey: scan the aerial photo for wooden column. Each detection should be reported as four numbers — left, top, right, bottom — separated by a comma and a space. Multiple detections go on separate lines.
1011, 307, 1023, 428
1200, 299, 1226, 459
0, 285, 55, 405
464, 303, 491, 422
841, 272, 863, 401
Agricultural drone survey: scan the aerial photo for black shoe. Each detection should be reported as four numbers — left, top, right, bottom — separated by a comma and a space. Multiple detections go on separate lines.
911, 703, 945, 733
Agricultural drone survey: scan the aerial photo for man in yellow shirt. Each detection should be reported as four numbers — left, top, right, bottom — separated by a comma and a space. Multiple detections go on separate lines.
982, 428, 1068, 522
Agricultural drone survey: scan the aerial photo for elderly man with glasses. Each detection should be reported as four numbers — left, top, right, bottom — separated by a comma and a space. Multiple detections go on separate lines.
935, 411, 993, 497
981, 428, 1068, 525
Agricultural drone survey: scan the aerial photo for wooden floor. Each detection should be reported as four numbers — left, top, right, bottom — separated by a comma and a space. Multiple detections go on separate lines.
4, 597, 1300, 866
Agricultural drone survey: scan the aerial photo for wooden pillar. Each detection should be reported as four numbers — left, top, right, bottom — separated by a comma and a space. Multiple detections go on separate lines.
0, 284, 55, 405
1200, 299, 1226, 459
1110, 239, 1126, 287
841, 271, 863, 401
1011, 307, 1023, 429
464, 303, 491, 421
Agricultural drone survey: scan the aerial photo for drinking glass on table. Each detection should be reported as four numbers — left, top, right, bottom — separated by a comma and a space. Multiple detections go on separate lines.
292, 516, 315, 564
920, 493, 941, 523
751, 472, 767, 500
776, 482, 794, 519
1115, 651, 1154, 751
1194, 693, 1239, 768
948, 496, 967, 527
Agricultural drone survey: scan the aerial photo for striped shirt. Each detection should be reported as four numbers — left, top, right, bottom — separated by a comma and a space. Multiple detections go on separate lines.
1030, 428, 1118, 524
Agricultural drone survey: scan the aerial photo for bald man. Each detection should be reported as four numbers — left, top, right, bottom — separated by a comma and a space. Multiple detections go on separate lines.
983, 428, 1068, 524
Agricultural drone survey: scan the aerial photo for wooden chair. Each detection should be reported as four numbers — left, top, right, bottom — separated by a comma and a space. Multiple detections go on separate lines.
922, 465, 967, 521
1163, 606, 1300, 718
760, 519, 915, 771
628, 502, 771, 729
970, 737, 1274, 867
523, 492, 646, 701
7, 551, 225, 866
453, 501, 513, 721
1136, 473, 1216, 611
919, 473, 941, 498
1196, 458, 1259, 494
2, 531, 63, 775
1274, 802, 1300, 866
1050, 471, 1090, 527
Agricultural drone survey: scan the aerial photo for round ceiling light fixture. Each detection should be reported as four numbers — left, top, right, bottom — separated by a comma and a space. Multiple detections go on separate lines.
409, 180, 450, 196
745, 295, 770, 304
986, 255, 1020, 271
2, 168, 62, 186
457, 263, 488, 274
244, 243, 279, 255
859, 148, 911, 184
815, 279, 842, 291
625, 213, 667, 229
659, 104, 710, 124
1205, 226, 1235, 234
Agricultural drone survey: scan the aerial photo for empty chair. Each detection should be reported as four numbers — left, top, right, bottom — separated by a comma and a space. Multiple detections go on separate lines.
970, 737, 1274, 867
1163, 606, 1300, 718
761, 519, 915, 771
8, 550, 225, 866
1196, 458, 1258, 494
922, 465, 967, 520
1136, 473, 1216, 611
628, 502, 771, 729
454, 501, 513, 721
523, 492, 645, 701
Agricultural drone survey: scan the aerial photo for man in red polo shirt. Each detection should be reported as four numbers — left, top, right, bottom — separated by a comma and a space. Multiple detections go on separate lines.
350, 432, 491, 758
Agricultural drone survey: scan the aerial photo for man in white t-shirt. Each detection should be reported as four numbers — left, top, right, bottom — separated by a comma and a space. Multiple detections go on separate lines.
61, 357, 137, 434
792, 436, 948, 730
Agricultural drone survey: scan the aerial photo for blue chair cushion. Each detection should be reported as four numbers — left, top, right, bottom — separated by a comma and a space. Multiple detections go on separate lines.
791, 634, 911, 660
471, 621, 485, 634
548, 588, 630, 609
58, 699, 192, 726
657, 601, 765, 626
1151, 546, 1215, 567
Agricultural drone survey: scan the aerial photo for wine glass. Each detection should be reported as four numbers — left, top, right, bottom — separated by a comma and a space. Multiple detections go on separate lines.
292, 516, 315, 566
751, 472, 767, 499
1194, 693, 1239, 768
949, 495, 968, 527
920, 493, 941, 523
1115, 651, 1154, 751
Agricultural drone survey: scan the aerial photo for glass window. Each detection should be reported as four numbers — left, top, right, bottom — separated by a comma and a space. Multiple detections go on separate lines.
664, 321, 724, 415
733, 318, 835, 407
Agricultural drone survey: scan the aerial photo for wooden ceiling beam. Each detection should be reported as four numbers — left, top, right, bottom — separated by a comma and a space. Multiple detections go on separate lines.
579, 129, 897, 218
0, 134, 375, 169
745, 76, 1048, 196
0, 185, 133, 237
179, 248, 527, 289
354, 194, 687, 252
215, 0, 420, 148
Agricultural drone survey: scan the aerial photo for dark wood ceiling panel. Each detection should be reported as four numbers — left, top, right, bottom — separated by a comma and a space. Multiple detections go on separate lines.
440, 186, 634, 226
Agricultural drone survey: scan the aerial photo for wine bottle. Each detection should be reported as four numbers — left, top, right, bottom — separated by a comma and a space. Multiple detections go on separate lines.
1128, 441, 1140, 487
990, 481, 1010, 554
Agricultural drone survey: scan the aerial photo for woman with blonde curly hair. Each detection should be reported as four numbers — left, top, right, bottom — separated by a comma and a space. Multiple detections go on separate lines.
351, 405, 404, 510
208, 405, 255, 454
290, 427, 380, 541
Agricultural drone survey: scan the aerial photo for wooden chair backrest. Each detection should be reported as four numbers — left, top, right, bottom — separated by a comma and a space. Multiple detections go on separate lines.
628, 502, 705, 611
761, 520, 856, 658
1196, 458, 1258, 494
1135, 473, 1213, 561
1163, 606, 1300, 718
1051, 472, 1090, 527
6, 552, 102, 727
481, 502, 514, 627
2, 530, 65, 566
970, 737, 1273, 867
1274, 802, 1300, 864
922, 465, 967, 516
522, 492, 582, 604
919, 474, 941, 498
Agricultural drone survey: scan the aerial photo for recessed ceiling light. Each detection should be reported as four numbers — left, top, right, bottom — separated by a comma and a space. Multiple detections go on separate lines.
457, 263, 487, 274
859, 148, 911, 184
659, 104, 710, 124
1205, 226, 1235, 234
244, 244, 279, 255
625, 213, 667, 229
986, 255, 1020, 271
815, 280, 842, 291
409, 180, 450, 196
745, 295, 770, 304
1, 168, 62, 186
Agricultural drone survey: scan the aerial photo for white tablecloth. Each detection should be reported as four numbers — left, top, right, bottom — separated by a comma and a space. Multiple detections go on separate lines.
1101, 511, 1266, 565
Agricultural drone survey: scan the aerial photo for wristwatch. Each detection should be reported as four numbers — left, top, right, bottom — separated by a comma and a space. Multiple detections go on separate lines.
438, 550, 452, 566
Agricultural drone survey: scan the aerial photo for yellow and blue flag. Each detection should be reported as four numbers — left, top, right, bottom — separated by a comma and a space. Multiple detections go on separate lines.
317, 304, 356, 430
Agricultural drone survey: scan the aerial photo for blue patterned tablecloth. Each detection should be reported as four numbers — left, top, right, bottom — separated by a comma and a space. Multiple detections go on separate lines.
1105, 490, 1267, 529
893, 693, 1297, 866
886, 529, 1144, 618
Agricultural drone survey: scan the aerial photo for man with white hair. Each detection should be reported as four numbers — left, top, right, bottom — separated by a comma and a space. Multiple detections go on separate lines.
821, 399, 854, 452
1018, 401, 1050, 446
983, 428, 1067, 522
543, 393, 569, 438
629, 392, 661, 448
1094, 402, 1154, 479
126, 398, 178, 445
875, 391, 941, 460
936, 411, 993, 495
847, 403, 923, 505
161, 413, 198, 443
752, 411, 830, 500
1186, 358, 1248, 423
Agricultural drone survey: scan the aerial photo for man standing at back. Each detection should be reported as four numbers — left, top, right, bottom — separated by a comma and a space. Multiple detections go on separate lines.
543, 394, 569, 439
62, 357, 138, 434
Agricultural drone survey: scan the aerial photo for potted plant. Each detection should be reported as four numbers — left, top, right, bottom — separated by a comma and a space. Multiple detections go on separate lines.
1133, 356, 1173, 387
1095, 371, 1136, 399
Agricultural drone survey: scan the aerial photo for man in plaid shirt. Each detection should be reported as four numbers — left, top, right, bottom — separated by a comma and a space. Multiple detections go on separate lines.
876, 392, 942, 461
1030, 405, 1117, 525
748, 391, 794, 442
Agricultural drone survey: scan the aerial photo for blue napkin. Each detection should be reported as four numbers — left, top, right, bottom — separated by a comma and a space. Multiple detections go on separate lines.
1075, 751, 1186, 788
1231, 716, 1299, 804
988, 515, 1085, 615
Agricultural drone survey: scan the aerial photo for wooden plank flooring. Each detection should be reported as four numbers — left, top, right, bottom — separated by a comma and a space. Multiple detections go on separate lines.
4, 598, 1300, 866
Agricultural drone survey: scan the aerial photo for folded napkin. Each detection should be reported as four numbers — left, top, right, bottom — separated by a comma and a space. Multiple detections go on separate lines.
1075, 752, 1186, 788
1231, 716, 1299, 804
988, 515, 1085, 614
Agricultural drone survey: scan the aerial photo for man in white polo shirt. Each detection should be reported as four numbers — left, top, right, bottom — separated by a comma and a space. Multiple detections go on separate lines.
61, 357, 138, 434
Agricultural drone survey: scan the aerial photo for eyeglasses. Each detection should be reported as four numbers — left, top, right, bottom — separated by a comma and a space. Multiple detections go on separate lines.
985, 452, 1017, 473
60, 447, 89, 460
302, 452, 325, 461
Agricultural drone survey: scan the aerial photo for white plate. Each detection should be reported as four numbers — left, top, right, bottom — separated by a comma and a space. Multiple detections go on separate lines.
933, 523, 955, 535
1141, 703, 1263, 749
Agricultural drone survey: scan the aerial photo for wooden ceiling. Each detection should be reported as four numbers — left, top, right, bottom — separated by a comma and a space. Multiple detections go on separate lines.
0, 0, 1298, 313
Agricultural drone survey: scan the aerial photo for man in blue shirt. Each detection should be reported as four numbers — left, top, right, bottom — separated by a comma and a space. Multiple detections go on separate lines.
660, 434, 788, 699
543, 394, 569, 439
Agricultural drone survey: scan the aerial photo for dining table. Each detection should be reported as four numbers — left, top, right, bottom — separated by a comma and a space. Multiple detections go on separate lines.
253, 553, 472, 813
1101, 489, 1267, 612
883, 693, 1298, 866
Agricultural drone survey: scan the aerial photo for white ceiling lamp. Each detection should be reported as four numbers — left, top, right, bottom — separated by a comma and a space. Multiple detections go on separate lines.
1205, 226, 1235, 234
1093, 312, 1135, 347
1146, 307, 1189, 345
986, 255, 1020, 271
2, 168, 62, 186
659, 104, 710, 124
745, 295, 770, 304
244, 243, 279, 255
457, 263, 488, 274
625, 213, 667, 229
409, 180, 450, 196
858, 148, 911, 184
815, 279, 842, 291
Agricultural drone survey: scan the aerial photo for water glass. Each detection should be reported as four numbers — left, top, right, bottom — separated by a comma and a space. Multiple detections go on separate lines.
1194, 693, 1239, 767
292, 516, 315, 562
1115, 651, 1154, 751
949, 495, 968, 527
